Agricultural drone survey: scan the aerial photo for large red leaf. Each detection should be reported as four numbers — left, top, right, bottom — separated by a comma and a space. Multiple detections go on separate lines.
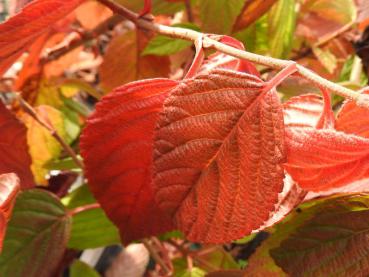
283, 93, 369, 191
0, 0, 85, 76
80, 79, 178, 243
153, 69, 286, 243
0, 173, 20, 251
0, 101, 34, 189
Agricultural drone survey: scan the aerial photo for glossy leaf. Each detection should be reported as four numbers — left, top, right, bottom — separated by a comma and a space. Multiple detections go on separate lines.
0, 0, 85, 76
64, 185, 120, 249
81, 79, 177, 244
99, 30, 171, 91
153, 69, 286, 243
0, 101, 34, 189
271, 194, 369, 276
199, 0, 245, 34
0, 189, 71, 277
0, 173, 20, 251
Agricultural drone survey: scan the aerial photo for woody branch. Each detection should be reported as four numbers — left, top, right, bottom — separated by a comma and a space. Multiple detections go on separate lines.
98, 0, 369, 109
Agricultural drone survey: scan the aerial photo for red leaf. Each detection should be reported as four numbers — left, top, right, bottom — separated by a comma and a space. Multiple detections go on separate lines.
80, 79, 178, 244
0, 102, 34, 189
336, 91, 369, 138
0, 0, 84, 76
0, 173, 20, 251
283, 93, 369, 191
153, 69, 286, 243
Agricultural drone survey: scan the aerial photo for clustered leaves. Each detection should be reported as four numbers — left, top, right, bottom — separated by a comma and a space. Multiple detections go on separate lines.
0, 0, 369, 276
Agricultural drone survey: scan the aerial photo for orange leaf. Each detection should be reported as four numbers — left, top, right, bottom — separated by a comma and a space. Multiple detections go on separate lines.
284, 93, 369, 191
0, 173, 20, 252
336, 91, 369, 138
153, 69, 286, 243
0, 102, 34, 189
99, 30, 170, 92
233, 0, 278, 32
80, 79, 178, 244
0, 0, 85, 76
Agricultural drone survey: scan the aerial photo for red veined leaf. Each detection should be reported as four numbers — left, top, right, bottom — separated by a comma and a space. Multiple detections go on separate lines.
283, 91, 369, 191
80, 79, 178, 244
0, 101, 34, 189
198, 36, 260, 77
153, 69, 286, 243
336, 90, 369, 138
0, 0, 85, 76
285, 128, 369, 191
0, 173, 20, 251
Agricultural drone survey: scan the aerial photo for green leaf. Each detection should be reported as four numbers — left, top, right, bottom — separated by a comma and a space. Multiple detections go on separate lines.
199, 0, 245, 34
270, 194, 369, 276
268, 0, 296, 58
64, 185, 120, 250
173, 258, 206, 277
0, 189, 71, 277
234, 14, 268, 55
312, 46, 337, 74
70, 260, 100, 277
45, 156, 82, 171
142, 23, 200, 56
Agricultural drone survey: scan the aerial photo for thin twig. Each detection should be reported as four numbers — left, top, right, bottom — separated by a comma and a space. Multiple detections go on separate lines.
142, 238, 172, 276
98, 0, 369, 108
17, 96, 84, 169
42, 14, 124, 63
68, 203, 100, 216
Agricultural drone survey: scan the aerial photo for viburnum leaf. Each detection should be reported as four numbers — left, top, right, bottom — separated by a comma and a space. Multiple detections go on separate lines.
0, 101, 34, 189
0, 189, 71, 277
153, 69, 287, 243
270, 194, 369, 276
0, 0, 85, 76
283, 92, 369, 191
80, 79, 178, 244
336, 90, 369, 138
0, 173, 20, 252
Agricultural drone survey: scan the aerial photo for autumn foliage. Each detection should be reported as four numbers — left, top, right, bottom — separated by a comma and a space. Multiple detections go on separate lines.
1, 0, 369, 276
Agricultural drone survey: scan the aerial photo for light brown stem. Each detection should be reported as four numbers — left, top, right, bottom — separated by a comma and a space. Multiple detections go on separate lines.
142, 238, 171, 275
17, 96, 84, 169
68, 203, 100, 216
98, 0, 369, 108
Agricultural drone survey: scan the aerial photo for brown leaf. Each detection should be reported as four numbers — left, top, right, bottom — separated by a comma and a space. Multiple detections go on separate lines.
99, 30, 170, 92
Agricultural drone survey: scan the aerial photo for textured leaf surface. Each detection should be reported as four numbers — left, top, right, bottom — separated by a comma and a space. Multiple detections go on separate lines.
153, 69, 286, 243
64, 185, 120, 249
284, 94, 369, 191
271, 194, 369, 276
0, 101, 34, 189
81, 79, 177, 243
336, 91, 369, 138
0, 173, 20, 251
199, 0, 245, 34
0, 0, 84, 76
99, 30, 170, 91
0, 189, 71, 277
